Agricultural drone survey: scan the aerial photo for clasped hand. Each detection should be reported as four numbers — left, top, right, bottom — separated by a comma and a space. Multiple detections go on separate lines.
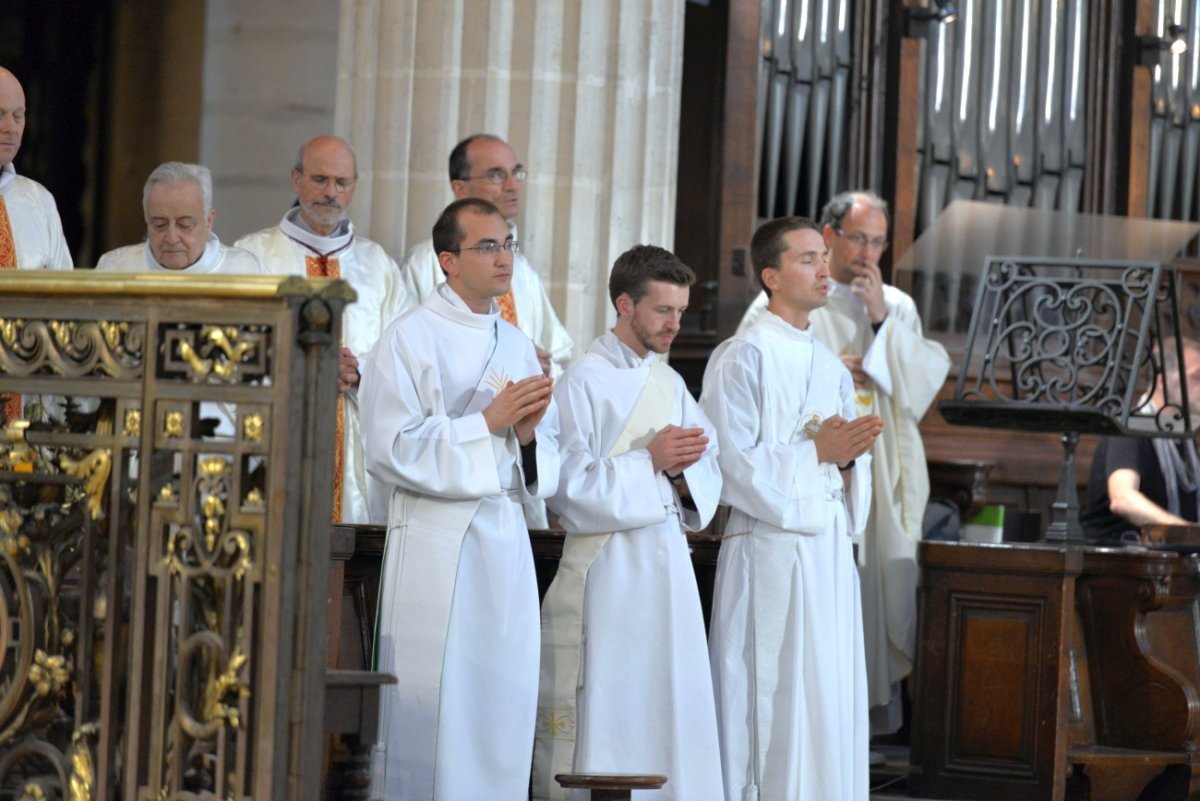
647, 424, 708, 476
483, 375, 553, 445
813, 414, 884, 468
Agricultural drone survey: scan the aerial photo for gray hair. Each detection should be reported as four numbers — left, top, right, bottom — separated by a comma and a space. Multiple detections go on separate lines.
142, 162, 213, 220
820, 190, 889, 229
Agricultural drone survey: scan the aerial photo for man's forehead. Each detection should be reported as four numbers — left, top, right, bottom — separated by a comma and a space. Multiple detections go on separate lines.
467, 138, 519, 168
460, 210, 509, 240
303, 145, 355, 176
842, 203, 888, 235
641, 280, 690, 304
149, 181, 203, 205
784, 228, 825, 252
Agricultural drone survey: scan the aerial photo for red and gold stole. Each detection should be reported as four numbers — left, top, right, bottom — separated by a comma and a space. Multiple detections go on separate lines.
0, 196, 20, 423
300, 251, 346, 521
496, 288, 519, 327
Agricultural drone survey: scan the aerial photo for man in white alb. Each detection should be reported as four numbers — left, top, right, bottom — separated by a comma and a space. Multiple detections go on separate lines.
361, 197, 559, 800
236, 135, 412, 523
701, 216, 883, 801
742, 191, 950, 732
398, 133, 573, 378
0, 66, 73, 424
0, 67, 72, 272
97, 162, 262, 275
533, 245, 723, 801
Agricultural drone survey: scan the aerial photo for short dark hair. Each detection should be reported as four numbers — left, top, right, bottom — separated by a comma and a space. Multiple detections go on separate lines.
608, 245, 695, 309
448, 134, 505, 182
820, 190, 889, 229
751, 216, 822, 298
432, 198, 506, 264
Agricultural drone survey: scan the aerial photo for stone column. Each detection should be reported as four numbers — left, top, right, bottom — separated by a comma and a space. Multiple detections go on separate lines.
199, 0, 340, 243
335, 0, 686, 346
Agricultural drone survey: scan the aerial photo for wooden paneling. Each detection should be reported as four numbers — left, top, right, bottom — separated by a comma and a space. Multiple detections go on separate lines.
911, 542, 1078, 801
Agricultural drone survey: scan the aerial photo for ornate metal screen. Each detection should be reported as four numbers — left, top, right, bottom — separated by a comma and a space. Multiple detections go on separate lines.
0, 273, 350, 801
941, 257, 1188, 436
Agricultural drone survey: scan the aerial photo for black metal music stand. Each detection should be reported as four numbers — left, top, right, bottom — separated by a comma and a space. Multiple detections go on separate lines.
939, 256, 1194, 542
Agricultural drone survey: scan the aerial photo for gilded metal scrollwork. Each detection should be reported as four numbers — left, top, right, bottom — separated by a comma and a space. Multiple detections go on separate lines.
172, 325, 261, 384
162, 457, 253, 581
0, 317, 144, 379
67, 724, 98, 801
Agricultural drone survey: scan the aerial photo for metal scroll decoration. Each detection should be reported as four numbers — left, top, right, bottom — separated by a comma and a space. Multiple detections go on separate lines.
0, 273, 350, 801
940, 256, 1187, 541
942, 257, 1186, 436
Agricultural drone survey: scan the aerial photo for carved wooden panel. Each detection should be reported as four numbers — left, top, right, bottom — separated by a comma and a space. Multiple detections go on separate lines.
911, 541, 1078, 801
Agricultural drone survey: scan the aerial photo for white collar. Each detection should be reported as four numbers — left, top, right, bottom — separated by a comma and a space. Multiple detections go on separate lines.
143, 232, 223, 273
432, 282, 500, 328
758, 307, 814, 342
592, 330, 657, 369
0, 162, 16, 196
280, 207, 354, 255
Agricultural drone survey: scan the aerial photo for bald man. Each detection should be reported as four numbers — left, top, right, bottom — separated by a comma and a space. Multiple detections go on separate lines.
0, 67, 71, 270
236, 135, 413, 524
399, 133, 573, 379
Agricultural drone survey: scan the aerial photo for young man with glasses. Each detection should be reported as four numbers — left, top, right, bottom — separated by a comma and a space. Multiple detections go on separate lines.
741, 191, 951, 740
362, 197, 560, 800
236, 135, 413, 525
399, 133, 574, 379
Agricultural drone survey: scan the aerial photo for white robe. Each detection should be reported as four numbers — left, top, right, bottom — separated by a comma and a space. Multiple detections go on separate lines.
700, 310, 872, 801
0, 166, 72, 269
398, 232, 574, 378
95, 235, 264, 275
741, 283, 950, 710
236, 214, 414, 523
360, 284, 560, 801
535, 332, 723, 801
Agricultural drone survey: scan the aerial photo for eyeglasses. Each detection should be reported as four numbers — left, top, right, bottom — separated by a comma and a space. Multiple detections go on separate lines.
302, 173, 357, 193
834, 228, 889, 251
455, 240, 521, 256
462, 167, 527, 185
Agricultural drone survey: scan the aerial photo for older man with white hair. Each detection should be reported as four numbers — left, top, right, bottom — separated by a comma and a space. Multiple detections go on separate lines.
97, 161, 262, 274
0, 66, 72, 270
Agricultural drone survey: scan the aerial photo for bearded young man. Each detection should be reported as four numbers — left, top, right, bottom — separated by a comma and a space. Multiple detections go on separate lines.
533, 245, 723, 801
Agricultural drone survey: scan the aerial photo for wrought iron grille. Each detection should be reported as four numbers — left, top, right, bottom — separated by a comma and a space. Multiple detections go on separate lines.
941, 257, 1190, 437
0, 273, 350, 801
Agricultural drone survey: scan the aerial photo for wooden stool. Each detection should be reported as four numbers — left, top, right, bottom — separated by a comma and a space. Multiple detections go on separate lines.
555, 773, 667, 800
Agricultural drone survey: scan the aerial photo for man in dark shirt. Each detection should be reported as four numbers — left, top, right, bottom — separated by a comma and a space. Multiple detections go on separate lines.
1082, 339, 1200, 543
